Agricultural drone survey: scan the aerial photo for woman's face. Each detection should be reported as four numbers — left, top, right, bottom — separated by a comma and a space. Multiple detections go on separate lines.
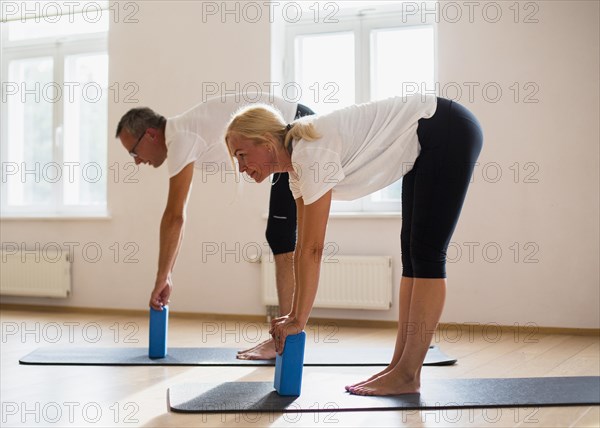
227, 132, 277, 183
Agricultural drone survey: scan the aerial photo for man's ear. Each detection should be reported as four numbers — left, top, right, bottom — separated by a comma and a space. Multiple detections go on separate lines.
146, 127, 159, 140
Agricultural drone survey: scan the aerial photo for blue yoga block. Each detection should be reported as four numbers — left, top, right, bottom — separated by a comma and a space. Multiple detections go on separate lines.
274, 331, 306, 396
149, 306, 168, 358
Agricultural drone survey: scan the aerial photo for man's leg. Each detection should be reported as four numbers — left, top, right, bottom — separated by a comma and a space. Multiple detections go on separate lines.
275, 252, 294, 315
237, 173, 297, 359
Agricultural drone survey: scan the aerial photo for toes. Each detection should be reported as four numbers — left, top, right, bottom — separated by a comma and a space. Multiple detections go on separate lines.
349, 387, 367, 396
345, 383, 358, 391
357, 387, 373, 396
348, 386, 360, 395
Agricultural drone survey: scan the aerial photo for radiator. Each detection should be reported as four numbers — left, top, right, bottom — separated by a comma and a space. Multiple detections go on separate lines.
0, 248, 72, 298
261, 255, 393, 310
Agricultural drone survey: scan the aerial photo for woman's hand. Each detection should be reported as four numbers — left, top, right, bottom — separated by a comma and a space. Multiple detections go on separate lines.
269, 315, 303, 354
149, 276, 172, 310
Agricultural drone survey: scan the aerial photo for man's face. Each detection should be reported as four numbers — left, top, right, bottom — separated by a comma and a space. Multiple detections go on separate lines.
119, 128, 166, 167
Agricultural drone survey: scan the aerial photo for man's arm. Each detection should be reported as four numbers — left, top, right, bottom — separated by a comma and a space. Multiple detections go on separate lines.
149, 162, 194, 310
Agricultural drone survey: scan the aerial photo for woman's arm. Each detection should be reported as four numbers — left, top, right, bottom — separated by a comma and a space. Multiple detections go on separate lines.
293, 190, 332, 326
270, 190, 332, 353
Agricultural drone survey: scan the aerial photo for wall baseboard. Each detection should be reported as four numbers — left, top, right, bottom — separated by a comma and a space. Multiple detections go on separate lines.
1, 303, 598, 336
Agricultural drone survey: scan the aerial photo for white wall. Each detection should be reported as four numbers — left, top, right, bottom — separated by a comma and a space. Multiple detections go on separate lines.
1, 1, 598, 329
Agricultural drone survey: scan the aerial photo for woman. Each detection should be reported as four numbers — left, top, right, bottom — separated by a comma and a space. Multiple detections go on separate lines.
225, 94, 483, 396
116, 95, 314, 361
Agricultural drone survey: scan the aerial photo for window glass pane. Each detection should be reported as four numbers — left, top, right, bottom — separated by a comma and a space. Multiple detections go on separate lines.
295, 32, 355, 114
371, 180, 402, 202
6, 57, 55, 207
8, 11, 109, 41
365, 25, 435, 210
371, 26, 434, 100
63, 53, 108, 206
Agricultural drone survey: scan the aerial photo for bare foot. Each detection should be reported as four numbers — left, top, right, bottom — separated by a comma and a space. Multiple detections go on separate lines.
347, 368, 420, 396
236, 338, 276, 360
236, 341, 261, 355
344, 365, 395, 391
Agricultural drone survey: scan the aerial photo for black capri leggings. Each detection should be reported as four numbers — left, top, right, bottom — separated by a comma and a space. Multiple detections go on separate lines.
401, 97, 483, 278
265, 103, 315, 254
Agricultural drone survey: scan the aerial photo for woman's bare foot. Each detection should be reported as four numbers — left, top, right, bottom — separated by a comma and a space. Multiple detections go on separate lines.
236, 338, 276, 360
347, 368, 420, 396
344, 365, 396, 391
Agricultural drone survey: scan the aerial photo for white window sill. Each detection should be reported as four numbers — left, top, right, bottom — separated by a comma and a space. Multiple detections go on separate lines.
1, 211, 112, 221
262, 212, 401, 220
329, 211, 401, 219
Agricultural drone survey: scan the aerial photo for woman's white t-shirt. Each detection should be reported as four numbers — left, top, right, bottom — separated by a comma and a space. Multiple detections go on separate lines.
289, 94, 437, 204
165, 93, 298, 177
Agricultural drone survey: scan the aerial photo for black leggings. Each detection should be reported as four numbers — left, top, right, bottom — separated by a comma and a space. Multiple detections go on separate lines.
401, 98, 483, 278
266, 103, 315, 254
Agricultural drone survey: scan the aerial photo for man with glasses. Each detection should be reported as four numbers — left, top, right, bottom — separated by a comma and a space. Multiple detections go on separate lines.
115, 93, 314, 360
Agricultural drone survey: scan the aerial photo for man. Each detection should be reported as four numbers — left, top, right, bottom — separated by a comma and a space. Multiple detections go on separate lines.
115, 93, 314, 359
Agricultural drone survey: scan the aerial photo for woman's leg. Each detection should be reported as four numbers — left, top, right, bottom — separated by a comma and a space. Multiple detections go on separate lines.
350, 99, 483, 395
350, 278, 445, 395
345, 276, 414, 390
345, 167, 418, 389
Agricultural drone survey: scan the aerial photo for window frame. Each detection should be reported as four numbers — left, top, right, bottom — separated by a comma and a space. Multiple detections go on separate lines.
0, 21, 109, 218
284, 5, 437, 213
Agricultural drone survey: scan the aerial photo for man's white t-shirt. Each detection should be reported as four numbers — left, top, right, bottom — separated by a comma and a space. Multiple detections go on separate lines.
165, 93, 298, 177
289, 94, 437, 205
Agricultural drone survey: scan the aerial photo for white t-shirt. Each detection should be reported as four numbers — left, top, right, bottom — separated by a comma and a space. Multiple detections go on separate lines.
289, 94, 437, 204
165, 93, 298, 177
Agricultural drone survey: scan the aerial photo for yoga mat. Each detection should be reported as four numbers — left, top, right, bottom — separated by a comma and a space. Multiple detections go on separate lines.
19, 345, 456, 366
168, 376, 600, 413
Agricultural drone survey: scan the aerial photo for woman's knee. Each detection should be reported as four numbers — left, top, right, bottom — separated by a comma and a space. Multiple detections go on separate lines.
410, 240, 447, 279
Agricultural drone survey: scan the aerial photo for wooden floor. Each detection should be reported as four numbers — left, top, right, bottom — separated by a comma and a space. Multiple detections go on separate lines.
1, 308, 598, 427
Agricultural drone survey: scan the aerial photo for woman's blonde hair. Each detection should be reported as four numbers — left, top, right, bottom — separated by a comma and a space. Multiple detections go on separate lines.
225, 103, 320, 155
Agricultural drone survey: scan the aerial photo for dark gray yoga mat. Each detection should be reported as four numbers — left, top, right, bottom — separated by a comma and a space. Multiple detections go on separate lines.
19, 345, 456, 366
168, 376, 600, 413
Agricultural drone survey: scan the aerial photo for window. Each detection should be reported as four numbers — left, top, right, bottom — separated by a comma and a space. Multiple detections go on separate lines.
1, 5, 109, 217
285, 2, 435, 213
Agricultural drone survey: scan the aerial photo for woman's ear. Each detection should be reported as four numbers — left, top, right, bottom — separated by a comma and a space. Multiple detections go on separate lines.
263, 133, 281, 151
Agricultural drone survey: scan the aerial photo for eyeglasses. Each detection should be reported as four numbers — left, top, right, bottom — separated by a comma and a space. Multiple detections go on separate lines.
129, 130, 146, 158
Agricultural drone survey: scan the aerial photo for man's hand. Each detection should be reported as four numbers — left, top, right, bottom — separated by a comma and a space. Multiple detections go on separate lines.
150, 277, 172, 310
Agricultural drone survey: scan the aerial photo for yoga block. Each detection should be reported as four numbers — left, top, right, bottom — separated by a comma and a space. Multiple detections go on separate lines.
274, 331, 306, 396
149, 306, 168, 358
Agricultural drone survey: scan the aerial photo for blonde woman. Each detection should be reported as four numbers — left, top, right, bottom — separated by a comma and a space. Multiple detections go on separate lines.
225, 95, 483, 396
116, 93, 314, 360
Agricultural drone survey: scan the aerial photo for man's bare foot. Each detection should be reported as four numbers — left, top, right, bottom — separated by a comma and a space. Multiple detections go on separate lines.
237, 341, 261, 355
347, 369, 420, 396
236, 338, 276, 360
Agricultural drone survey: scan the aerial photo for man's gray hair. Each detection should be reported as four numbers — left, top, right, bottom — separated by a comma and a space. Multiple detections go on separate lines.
115, 107, 166, 139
